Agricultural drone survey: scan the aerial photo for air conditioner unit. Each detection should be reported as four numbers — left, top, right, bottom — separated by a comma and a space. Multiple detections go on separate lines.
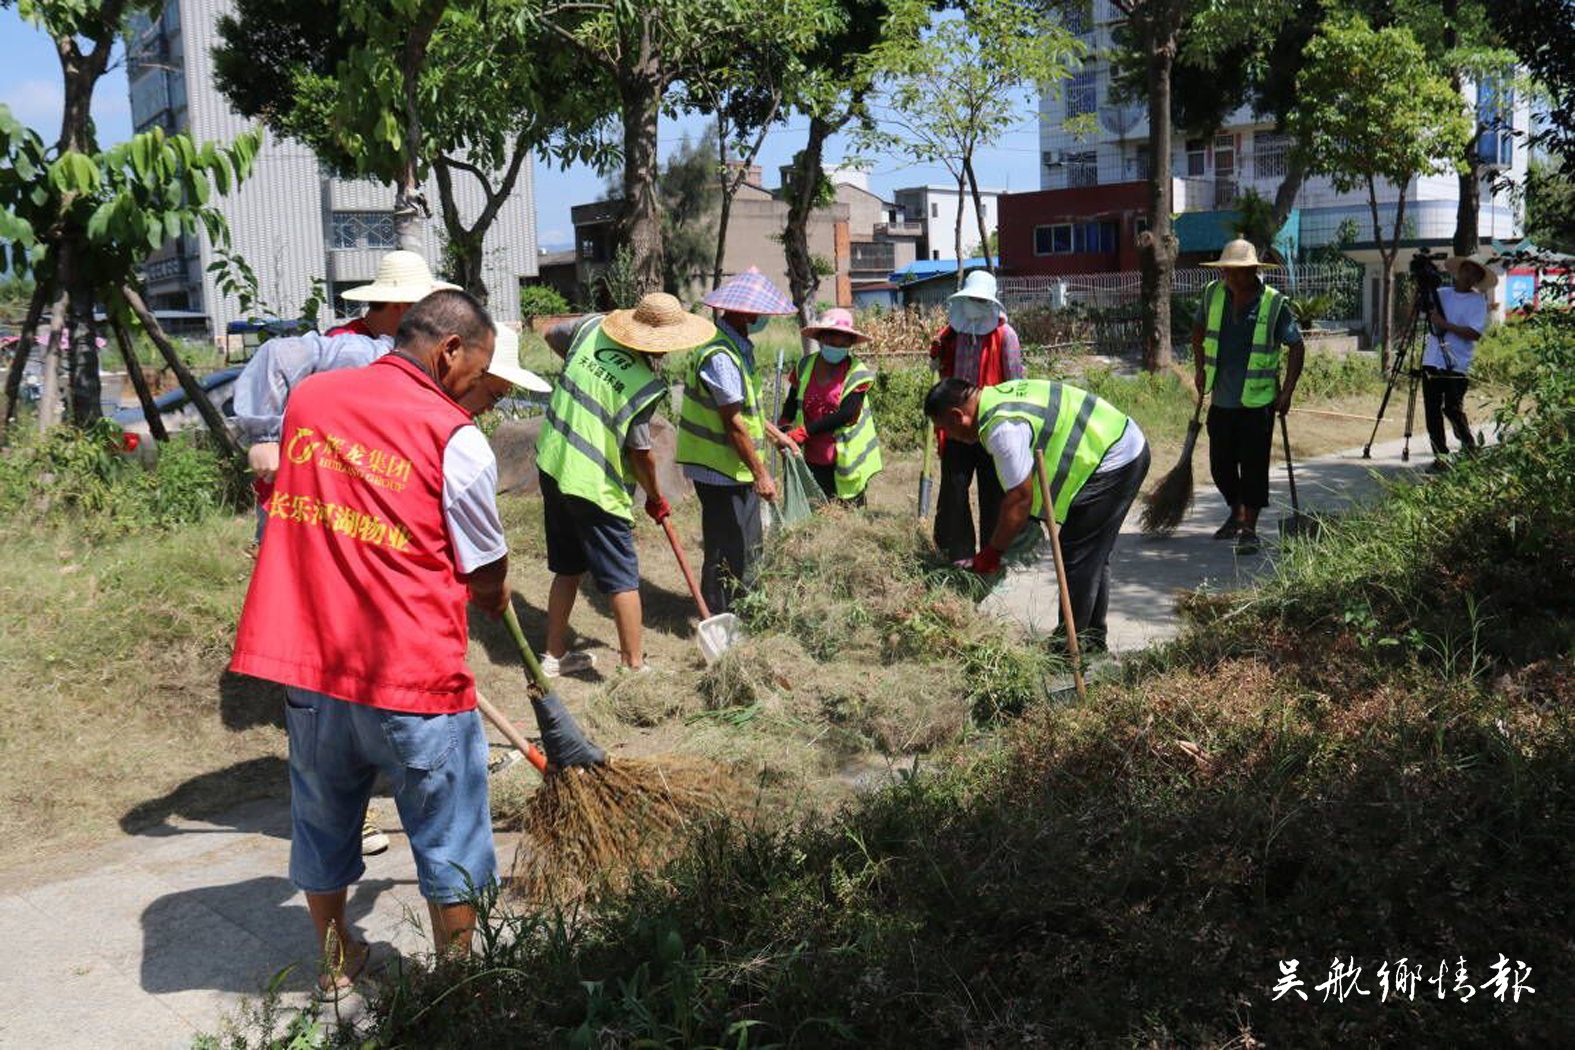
1042, 151, 1064, 169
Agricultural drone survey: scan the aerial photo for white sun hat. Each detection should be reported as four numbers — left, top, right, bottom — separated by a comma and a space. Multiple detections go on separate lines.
948, 269, 1005, 310
484, 323, 551, 394
1444, 251, 1499, 293
1201, 238, 1282, 269
340, 250, 460, 303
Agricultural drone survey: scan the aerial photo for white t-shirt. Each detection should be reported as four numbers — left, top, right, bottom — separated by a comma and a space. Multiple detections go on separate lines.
984, 418, 1147, 492
1423, 288, 1487, 373
442, 425, 507, 574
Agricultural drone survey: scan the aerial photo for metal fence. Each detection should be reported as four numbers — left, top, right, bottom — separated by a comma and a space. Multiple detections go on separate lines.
998, 264, 1364, 357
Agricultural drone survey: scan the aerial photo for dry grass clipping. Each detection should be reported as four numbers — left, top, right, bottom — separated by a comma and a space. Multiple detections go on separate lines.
509, 756, 738, 903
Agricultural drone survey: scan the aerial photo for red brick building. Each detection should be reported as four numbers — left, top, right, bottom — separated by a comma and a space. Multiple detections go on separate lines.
997, 181, 1150, 276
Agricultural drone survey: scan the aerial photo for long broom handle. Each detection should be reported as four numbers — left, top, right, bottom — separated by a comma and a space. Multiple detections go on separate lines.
1279, 413, 1301, 515
503, 604, 554, 695
917, 422, 935, 517
1033, 450, 1087, 702
661, 517, 713, 619
474, 689, 548, 774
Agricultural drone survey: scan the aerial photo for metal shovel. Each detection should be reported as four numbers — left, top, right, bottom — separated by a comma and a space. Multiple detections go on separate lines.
661, 517, 739, 663
1278, 413, 1319, 540
917, 423, 935, 518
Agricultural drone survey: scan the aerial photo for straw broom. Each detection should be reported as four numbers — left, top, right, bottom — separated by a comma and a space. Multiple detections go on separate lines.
491, 606, 735, 902
1140, 396, 1205, 534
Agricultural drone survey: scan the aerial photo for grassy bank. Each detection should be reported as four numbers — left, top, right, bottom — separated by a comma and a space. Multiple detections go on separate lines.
211, 318, 1573, 1047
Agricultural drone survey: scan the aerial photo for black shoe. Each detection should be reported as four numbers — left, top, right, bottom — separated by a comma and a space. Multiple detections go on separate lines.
1426, 458, 1450, 475
1214, 517, 1242, 540
1234, 528, 1261, 555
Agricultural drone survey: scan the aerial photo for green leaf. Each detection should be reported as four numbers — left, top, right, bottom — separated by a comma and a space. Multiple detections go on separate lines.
68, 151, 99, 193
186, 168, 209, 206
86, 200, 115, 242
211, 154, 232, 195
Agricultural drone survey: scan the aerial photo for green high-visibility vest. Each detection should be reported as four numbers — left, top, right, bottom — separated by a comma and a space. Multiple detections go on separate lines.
1201, 279, 1286, 408
675, 331, 763, 483
790, 351, 883, 500
977, 379, 1131, 524
535, 317, 668, 520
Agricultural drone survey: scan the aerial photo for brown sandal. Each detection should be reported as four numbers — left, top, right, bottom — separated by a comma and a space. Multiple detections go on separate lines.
316, 938, 371, 1001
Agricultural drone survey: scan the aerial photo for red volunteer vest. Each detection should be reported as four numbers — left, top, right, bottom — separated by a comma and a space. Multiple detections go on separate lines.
230, 354, 477, 713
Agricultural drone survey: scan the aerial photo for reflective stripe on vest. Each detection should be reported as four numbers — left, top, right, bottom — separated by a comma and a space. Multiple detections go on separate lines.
791, 352, 883, 499
1202, 279, 1285, 408
675, 333, 763, 482
977, 378, 1130, 523
535, 318, 666, 520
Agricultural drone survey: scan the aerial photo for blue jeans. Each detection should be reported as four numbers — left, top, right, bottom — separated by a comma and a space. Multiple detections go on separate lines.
284, 687, 496, 903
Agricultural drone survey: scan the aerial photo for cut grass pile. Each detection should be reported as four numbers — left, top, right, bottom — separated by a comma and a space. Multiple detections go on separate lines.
230, 323, 1575, 1047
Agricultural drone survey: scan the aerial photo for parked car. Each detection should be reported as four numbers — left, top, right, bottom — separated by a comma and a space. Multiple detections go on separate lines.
112, 365, 244, 459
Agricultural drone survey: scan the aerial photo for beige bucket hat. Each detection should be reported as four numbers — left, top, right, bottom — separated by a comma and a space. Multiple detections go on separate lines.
1445, 252, 1499, 292
484, 323, 550, 394
341, 250, 459, 303
600, 293, 716, 354
1201, 238, 1282, 269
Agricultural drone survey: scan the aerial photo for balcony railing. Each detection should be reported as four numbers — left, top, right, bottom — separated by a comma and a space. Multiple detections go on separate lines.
874, 221, 923, 238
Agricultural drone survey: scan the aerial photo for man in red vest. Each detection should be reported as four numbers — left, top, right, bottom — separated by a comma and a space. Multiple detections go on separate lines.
231, 290, 508, 995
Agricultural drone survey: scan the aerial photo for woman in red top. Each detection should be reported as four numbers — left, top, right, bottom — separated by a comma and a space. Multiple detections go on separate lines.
779, 309, 880, 506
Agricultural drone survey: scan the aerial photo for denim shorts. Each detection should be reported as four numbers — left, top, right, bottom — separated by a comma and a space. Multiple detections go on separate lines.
284, 687, 496, 902
539, 470, 641, 594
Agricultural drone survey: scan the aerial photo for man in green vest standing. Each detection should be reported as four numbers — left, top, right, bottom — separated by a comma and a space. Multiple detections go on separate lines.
1191, 238, 1306, 554
676, 269, 802, 615
925, 376, 1150, 652
536, 293, 715, 675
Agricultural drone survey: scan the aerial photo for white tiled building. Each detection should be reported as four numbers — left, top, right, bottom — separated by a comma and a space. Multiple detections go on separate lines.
127, 0, 539, 333
892, 185, 1004, 262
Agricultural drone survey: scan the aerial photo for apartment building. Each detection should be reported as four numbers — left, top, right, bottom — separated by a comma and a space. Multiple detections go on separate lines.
127, 0, 538, 333
892, 184, 1003, 262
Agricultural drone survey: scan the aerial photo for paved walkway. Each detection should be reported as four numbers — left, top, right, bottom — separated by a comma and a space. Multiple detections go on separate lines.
0, 434, 1455, 1048
983, 433, 1450, 651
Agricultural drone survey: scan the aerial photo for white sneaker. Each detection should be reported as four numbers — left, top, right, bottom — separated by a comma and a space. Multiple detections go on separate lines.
361, 816, 390, 856
615, 659, 656, 677
541, 650, 597, 677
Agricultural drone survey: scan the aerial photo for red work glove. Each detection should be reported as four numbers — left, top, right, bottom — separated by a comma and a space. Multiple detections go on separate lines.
786, 425, 809, 446
644, 496, 671, 524
970, 544, 1003, 575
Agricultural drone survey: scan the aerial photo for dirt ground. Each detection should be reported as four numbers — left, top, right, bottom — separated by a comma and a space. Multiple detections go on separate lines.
0, 378, 1501, 871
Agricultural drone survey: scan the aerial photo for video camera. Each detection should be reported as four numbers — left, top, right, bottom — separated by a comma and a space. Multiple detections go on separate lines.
1409, 247, 1447, 292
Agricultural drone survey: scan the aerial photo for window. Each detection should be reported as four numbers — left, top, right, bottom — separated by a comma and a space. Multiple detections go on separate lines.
1213, 134, 1235, 178
932, 250, 940, 260
1254, 132, 1290, 179
1034, 221, 1117, 256
1067, 150, 1098, 187
1061, 0, 1093, 35
1186, 138, 1206, 177
1067, 69, 1096, 118
931, 202, 939, 218
1477, 79, 1515, 166
330, 211, 397, 250
1130, 144, 1151, 180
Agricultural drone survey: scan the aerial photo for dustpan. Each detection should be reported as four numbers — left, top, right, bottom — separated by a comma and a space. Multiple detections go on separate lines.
661, 517, 743, 663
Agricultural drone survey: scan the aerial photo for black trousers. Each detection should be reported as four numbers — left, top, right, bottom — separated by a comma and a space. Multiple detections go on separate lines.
1055, 446, 1151, 647
694, 481, 762, 615
1207, 404, 1275, 511
934, 438, 1005, 561
1422, 366, 1475, 455
808, 462, 866, 507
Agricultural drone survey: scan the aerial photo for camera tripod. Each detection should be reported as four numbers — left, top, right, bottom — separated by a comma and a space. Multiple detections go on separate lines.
1362, 282, 1447, 461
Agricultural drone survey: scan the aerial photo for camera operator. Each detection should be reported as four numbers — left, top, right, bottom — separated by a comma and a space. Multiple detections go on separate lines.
1422, 251, 1495, 472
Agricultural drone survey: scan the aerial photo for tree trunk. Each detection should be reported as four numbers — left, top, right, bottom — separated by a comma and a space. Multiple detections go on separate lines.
1455, 151, 1483, 256
122, 283, 241, 459
1366, 175, 1409, 370
619, 65, 665, 297
3, 277, 51, 434
432, 137, 532, 305
953, 169, 967, 289
392, 0, 446, 253
785, 114, 834, 332
65, 263, 101, 425
38, 285, 68, 433
964, 155, 994, 273
1137, 11, 1180, 371
111, 314, 168, 444
1269, 151, 1307, 249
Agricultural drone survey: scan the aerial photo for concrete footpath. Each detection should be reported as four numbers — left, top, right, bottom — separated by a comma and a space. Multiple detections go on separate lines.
0, 434, 1455, 1049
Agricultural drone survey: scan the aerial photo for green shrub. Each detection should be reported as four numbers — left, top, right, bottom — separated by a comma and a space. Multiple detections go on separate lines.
1293, 348, 1384, 400
1471, 318, 1539, 387
865, 365, 932, 452
518, 284, 570, 320
0, 419, 241, 536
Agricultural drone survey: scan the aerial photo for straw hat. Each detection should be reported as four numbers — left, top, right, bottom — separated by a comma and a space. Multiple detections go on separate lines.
484, 323, 551, 394
1202, 238, 1281, 269
600, 293, 716, 354
1445, 251, 1498, 292
701, 266, 796, 315
341, 250, 459, 302
948, 269, 1005, 309
800, 307, 871, 345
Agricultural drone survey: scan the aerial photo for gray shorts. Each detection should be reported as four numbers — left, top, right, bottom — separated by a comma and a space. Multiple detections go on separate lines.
539, 470, 641, 594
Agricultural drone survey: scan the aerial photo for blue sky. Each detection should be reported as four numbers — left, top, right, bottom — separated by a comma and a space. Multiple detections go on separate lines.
0, 7, 1045, 252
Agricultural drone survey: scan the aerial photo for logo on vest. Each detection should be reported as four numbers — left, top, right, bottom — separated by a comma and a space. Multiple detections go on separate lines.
584, 346, 638, 396
284, 426, 413, 491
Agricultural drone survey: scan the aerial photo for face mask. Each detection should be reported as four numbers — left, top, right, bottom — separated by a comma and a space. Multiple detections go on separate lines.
748, 317, 770, 334
949, 298, 999, 335
819, 343, 850, 364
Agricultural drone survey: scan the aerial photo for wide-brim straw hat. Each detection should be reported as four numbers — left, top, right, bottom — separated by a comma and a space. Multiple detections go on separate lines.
1201, 238, 1282, 269
341, 250, 460, 302
948, 269, 1004, 309
485, 323, 550, 394
801, 307, 871, 345
701, 267, 797, 315
601, 293, 716, 354
1445, 251, 1499, 292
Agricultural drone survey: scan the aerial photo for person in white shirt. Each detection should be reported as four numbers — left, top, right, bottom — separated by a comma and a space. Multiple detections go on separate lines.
1422, 253, 1495, 472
